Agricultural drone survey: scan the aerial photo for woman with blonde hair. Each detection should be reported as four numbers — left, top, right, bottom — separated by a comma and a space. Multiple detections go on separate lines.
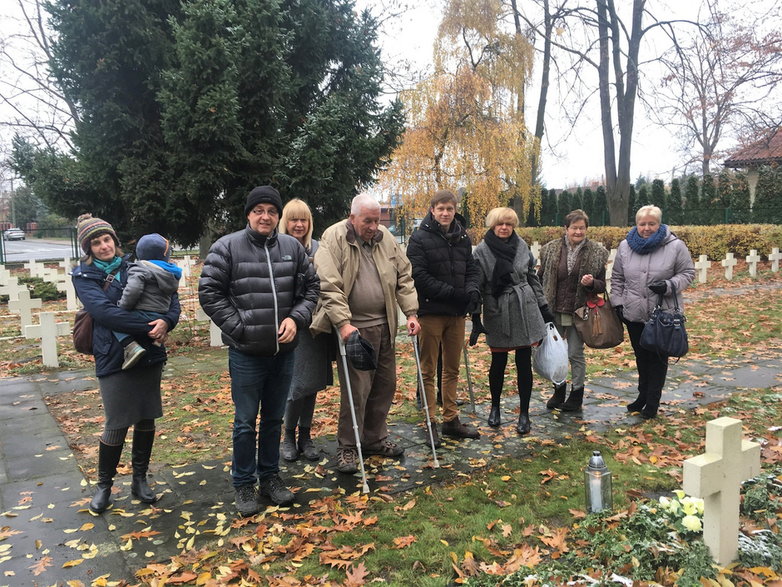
611, 205, 694, 419
279, 198, 332, 461
470, 207, 554, 435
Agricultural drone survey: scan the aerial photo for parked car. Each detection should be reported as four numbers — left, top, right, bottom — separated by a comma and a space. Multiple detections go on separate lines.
3, 228, 25, 241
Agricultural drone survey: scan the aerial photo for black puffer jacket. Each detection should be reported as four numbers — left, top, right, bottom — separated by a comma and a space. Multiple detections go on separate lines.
198, 226, 320, 356
406, 212, 479, 316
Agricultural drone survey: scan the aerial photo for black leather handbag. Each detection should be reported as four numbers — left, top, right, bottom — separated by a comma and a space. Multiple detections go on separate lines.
639, 289, 688, 358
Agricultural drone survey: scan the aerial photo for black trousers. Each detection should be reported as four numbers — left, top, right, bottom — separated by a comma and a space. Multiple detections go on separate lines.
625, 321, 669, 412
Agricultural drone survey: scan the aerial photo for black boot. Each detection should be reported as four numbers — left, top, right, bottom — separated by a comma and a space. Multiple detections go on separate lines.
90, 442, 124, 514
131, 429, 158, 504
516, 412, 531, 435
561, 386, 584, 412
281, 428, 299, 462
626, 390, 646, 413
487, 404, 501, 427
546, 383, 567, 410
297, 427, 319, 461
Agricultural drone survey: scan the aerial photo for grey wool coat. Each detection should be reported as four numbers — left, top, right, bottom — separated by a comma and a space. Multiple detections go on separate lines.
474, 237, 548, 348
611, 228, 695, 324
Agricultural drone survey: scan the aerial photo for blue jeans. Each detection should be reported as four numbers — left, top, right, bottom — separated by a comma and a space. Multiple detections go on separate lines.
228, 348, 295, 487
113, 310, 166, 342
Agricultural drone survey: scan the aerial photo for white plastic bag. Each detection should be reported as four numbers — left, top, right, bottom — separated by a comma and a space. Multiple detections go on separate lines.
533, 322, 569, 385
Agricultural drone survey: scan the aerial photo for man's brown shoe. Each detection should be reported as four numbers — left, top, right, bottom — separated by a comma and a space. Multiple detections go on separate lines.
442, 416, 480, 439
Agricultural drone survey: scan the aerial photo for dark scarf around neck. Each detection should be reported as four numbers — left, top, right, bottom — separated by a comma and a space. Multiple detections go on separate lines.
484, 229, 519, 298
626, 224, 668, 255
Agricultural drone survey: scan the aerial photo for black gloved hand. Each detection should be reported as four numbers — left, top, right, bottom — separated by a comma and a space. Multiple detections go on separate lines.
469, 313, 486, 346
648, 281, 668, 295
539, 304, 556, 324
464, 290, 480, 315
614, 305, 624, 321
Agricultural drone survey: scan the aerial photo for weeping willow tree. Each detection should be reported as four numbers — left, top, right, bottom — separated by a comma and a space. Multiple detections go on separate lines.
379, 0, 536, 228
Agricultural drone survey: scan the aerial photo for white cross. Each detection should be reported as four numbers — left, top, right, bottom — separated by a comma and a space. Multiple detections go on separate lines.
40, 267, 66, 285
745, 249, 761, 278
58, 258, 73, 273
56, 279, 79, 311
0, 279, 24, 300
8, 289, 43, 331
0, 264, 13, 286
24, 312, 71, 368
720, 252, 737, 280
767, 247, 781, 273
682, 417, 761, 565
196, 307, 224, 347
694, 254, 711, 284
604, 248, 617, 293
23, 260, 45, 278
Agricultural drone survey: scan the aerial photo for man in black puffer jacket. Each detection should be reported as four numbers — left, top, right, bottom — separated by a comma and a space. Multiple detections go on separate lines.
199, 186, 319, 516
407, 190, 481, 445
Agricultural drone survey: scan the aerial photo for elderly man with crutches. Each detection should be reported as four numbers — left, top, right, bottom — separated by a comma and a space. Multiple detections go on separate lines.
311, 194, 420, 475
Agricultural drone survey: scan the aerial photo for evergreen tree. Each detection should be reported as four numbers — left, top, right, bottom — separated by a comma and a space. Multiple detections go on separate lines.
572, 187, 584, 211
14, 0, 403, 246
582, 188, 594, 220
556, 189, 571, 224
684, 175, 701, 225
730, 171, 751, 223
754, 166, 782, 223
701, 172, 717, 224
668, 178, 682, 224
651, 179, 666, 211
594, 186, 608, 225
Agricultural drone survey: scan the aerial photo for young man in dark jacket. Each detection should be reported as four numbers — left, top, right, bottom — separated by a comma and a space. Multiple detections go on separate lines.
198, 186, 320, 516
406, 190, 481, 444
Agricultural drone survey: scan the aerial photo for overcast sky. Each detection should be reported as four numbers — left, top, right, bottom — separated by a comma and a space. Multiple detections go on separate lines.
360, 0, 780, 189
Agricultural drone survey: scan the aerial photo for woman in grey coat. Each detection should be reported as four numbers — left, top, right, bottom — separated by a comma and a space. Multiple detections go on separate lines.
470, 207, 554, 435
279, 199, 333, 461
611, 205, 694, 419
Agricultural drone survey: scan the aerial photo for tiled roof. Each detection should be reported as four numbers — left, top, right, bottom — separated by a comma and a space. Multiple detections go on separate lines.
724, 129, 782, 168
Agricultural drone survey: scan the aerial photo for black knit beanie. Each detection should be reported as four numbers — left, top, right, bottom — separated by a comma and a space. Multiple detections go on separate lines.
244, 186, 283, 216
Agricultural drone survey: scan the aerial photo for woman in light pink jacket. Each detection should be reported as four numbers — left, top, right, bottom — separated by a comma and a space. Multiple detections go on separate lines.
611, 205, 694, 419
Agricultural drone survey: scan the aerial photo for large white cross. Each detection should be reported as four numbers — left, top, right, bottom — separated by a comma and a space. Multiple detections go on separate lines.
23, 260, 45, 278
682, 417, 761, 565
196, 307, 224, 347
604, 248, 617, 293
720, 252, 737, 280
745, 249, 761, 278
530, 241, 541, 269
768, 247, 781, 273
56, 278, 79, 311
8, 289, 43, 331
694, 254, 711, 284
24, 312, 71, 367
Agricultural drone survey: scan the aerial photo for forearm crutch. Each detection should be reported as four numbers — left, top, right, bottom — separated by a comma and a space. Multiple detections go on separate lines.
337, 334, 370, 493
411, 335, 440, 468
462, 345, 477, 414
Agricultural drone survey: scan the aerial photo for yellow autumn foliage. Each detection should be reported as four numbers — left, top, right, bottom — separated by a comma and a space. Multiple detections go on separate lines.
378, 0, 537, 228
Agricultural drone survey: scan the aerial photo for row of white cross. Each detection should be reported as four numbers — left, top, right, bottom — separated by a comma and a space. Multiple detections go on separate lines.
0, 256, 199, 367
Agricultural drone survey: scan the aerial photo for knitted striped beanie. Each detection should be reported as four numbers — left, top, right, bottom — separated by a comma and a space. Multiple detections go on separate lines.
76, 213, 119, 254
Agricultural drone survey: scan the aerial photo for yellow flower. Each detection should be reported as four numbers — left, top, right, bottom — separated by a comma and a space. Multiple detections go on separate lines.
673, 489, 685, 500
682, 515, 702, 532
681, 497, 699, 516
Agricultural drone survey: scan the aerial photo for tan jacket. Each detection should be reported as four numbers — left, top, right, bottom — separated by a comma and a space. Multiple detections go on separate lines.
311, 220, 418, 338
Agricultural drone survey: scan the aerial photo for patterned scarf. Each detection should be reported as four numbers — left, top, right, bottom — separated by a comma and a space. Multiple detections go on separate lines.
626, 224, 668, 255
565, 236, 586, 274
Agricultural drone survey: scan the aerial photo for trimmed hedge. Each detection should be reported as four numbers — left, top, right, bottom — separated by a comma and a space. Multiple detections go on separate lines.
513, 224, 782, 258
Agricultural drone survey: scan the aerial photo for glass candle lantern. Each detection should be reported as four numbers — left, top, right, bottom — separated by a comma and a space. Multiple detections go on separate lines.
584, 450, 612, 513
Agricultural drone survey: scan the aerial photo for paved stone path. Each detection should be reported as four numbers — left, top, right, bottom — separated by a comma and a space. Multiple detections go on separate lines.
0, 287, 780, 585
